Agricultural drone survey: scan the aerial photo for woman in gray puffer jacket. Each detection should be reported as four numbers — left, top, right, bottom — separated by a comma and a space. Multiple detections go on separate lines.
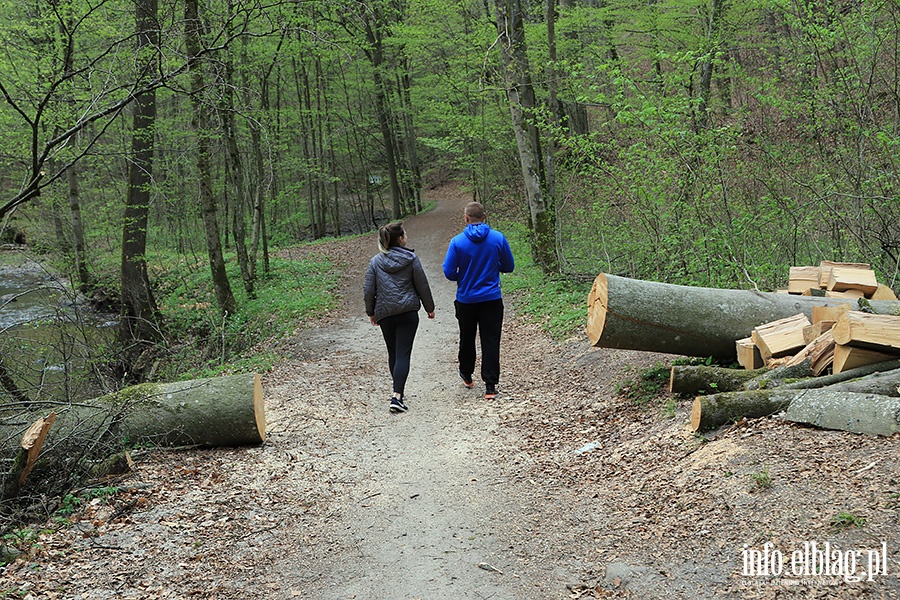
364, 221, 435, 413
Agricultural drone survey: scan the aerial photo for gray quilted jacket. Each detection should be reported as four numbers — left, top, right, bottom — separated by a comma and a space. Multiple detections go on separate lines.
364, 247, 435, 323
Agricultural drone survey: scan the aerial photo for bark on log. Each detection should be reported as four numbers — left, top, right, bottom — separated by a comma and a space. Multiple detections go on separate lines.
691, 389, 797, 432
0, 373, 265, 451
669, 365, 767, 395
781, 360, 900, 390
797, 368, 900, 397
586, 273, 900, 360
782, 392, 900, 436
743, 358, 814, 390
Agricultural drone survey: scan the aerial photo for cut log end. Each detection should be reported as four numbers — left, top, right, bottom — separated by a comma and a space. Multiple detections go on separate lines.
691, 397, 702, 432
253, 373, 266, 442
586, 273, 609, 346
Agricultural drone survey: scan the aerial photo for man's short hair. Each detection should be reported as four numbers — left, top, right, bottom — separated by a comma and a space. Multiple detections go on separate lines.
465, 202, 486, 221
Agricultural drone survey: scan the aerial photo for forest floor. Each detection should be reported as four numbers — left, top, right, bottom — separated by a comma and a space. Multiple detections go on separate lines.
1, 186, 899, 599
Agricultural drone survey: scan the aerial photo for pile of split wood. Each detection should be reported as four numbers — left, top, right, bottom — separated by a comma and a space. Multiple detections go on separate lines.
586, 264, 900, 437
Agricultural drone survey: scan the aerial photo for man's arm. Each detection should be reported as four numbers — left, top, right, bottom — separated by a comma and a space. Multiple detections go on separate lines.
442, 242, 459, 281
499, 237, 515, 273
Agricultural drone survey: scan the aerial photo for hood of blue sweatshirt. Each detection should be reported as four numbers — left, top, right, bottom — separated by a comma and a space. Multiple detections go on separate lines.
464, 222, 491, 243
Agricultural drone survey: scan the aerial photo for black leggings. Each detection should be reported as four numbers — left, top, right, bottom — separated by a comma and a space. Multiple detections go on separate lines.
379, 310, 420, 397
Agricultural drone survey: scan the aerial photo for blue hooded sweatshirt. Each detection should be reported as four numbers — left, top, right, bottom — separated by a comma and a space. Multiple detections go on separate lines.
442, 222, 515, 303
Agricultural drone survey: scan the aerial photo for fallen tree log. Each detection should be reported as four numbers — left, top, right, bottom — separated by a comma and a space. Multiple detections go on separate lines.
0, 373, 265, 451
781, 359, 900, 390
743, 358, 814, 391
586, 273, 900, 359
691, 389, 799, 432
1, 373, 265, 501
782, 392, 900, 436
795, 368, 900, 397
669, 365, 767, 395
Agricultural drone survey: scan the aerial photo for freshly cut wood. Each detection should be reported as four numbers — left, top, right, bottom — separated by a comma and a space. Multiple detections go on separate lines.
871, 284, 898, 301
826, 289, 865, 299
833, 345, 900, 374
782, 391, 900, 436
586, 273, 900, 359
669, 365, 767, 395
691, 389, 796, 432
812, 303, 852, 324
833, 311, 900, 353
784, 330, 834, 376
736, 337, 763, 370
803, 321, 834, 344
826, 266, 878, 296
788, 266, 820, 294
751, 313, 810, 360
743, 358, 814, 391
819, 260, 870, 288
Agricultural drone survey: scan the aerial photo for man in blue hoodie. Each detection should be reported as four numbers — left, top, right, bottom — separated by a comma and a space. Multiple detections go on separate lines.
442, 201, 515, 400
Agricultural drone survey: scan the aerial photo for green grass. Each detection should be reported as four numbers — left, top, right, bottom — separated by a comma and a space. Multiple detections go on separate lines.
830, 511, 867, 532
146, 248, 341, 379
500, 221, 590, 340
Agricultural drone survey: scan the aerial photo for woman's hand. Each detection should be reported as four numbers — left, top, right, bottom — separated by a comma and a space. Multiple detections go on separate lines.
369, 316, 378, 326
427, 311, 435, 319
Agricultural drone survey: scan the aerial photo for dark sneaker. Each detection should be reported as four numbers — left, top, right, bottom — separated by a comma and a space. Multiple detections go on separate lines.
458, 370, 475, 389
389, 397, 408, 413
484, 384, 498, 400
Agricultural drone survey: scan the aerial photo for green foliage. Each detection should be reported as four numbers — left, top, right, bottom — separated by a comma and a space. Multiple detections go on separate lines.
500, 221, 588, 339
616, 363, 670, 406
830, 511, 867, 532
752, 466, 772, 490
150, 249, 339, 379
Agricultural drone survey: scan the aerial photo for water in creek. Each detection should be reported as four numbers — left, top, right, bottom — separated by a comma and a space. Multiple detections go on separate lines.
0, 259, 117, 402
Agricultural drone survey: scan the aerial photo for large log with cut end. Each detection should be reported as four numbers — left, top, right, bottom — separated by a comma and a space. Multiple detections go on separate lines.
1, 373, 265, 450
101, 373, 267, 447
691, 389, 797, 432
587, 273, 900, 360
783, 392, 900, 436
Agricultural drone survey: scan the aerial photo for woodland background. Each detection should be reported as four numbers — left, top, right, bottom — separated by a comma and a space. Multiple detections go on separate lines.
0, 0, 899, 532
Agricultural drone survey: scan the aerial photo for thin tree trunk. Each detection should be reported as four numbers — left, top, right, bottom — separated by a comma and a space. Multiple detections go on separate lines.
185, 0, 237, 318
120, 0, 161, 363
67, 165, 93, 292
494, 0, 557, 272
221, 0, 253, 298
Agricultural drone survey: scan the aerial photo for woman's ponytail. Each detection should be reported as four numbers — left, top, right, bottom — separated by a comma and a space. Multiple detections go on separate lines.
378, 221, 405, 253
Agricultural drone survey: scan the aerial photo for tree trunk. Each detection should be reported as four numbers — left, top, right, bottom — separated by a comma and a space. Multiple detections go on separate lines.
783, 391, 900, 436
185, 0, 237, 317
221, 0, 254, 299
691, 388, 797, 432
2, 374, 265, 500
494, 0, 558, 273
587, 273, 900, 360
669, 365, 767, 395
742, 358, 813, 390
120, 0, 162, 362
67, 165, 93, 292
781, 359, 900, 390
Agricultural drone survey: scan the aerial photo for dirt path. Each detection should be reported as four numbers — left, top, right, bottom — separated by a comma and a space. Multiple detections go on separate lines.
1, 188, 898, 599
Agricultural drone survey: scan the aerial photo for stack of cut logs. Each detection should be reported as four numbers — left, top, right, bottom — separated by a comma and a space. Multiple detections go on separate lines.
738, 260, 900, 375
585, 265, 900, 438
684, 261, 900, 437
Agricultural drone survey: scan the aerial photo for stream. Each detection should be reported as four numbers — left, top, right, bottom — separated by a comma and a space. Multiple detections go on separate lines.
0, 255, 117, 402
